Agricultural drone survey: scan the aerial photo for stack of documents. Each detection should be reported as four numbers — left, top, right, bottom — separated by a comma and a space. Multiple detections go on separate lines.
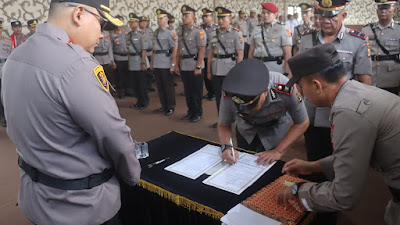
165, 144, 276, 195
220, 204, 280, 225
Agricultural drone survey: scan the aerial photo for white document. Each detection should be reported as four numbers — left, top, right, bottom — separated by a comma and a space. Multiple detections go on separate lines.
164, 144, 222, 179
220, 204, 280, 225
203, 153, 276, 195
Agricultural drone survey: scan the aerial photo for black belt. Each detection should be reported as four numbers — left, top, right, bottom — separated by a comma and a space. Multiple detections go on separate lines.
113, 52, 128, 56
389, 186, 400, 204
18, 156, 114, 190
371, 54, 400, 63
181, 54, 197, 59
0, 58, 6, 63
255, 56, 283, 63
129, 52, 141, 56
213, 54, 236, 59
93, 52, 108, 56
146, 49, 153, 52
243, 35, 247, 37
153, 50, 171, 54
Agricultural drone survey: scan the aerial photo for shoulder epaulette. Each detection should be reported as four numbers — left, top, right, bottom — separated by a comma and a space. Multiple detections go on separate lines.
168, 27, 173, 30
277, 21, 285, 25
349, 29, 367, 40
194, 25, 203, 30
274, 83, 294, 96
139, 30, 145, 34
301, 28, 317, 36
232, 27, 240, 32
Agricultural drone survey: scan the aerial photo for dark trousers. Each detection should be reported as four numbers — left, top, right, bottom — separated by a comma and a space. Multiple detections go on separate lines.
381, 86, 399, 95
181, 70, 204, 116
115, 60, 129, 96
212, 75, 226, 114
130, 70, 149, 107
244, 43, 250, 59
0, 79, 3, 119
203, 59, 214, 96
154, 68, 175, 111
146, 56, 155, 89
101, 212, 122, 225
236, 126, 266, 153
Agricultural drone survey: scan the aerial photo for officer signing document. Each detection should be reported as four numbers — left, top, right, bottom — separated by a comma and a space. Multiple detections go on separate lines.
1, 0, 141, 224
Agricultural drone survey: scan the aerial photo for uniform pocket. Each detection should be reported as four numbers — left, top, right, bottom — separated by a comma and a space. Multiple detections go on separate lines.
385, 40, 400, 51
388, 61, 400, 72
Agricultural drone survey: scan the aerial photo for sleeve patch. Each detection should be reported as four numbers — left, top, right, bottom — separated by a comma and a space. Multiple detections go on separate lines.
199, 31, 205, 40
173, 32, 177, 40
94, 65, 109, 92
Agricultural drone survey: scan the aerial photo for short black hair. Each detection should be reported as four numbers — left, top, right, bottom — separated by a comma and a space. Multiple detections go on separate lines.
318, 59, 347, 83
287, 14, 292, 19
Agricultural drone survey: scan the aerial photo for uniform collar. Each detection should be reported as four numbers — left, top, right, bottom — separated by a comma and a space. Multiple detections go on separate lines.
36, 23, 70, 44
319, 24, 346, 43
377, 19, 395, 30
219, 26, 232, 33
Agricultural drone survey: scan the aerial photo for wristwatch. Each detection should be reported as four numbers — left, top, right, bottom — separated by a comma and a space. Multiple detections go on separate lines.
141, 62, 146, 65
220, 144, 233, 152
292, 182, 306, 196
171, 63, 176, 67
283, 72, 289, 77
196, 65, 201, 70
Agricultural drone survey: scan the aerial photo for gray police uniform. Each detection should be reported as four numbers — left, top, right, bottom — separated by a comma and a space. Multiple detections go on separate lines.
234, 19, 249, 42
0, 35, 12, 119
153, 26, 178, 111
127, 29, 149, 107
145, 27, 154, 57
298, 80, 400, 225
1, 23, 141, 225
202, 23, 218, 97
21, 32, 33, 42
110, 26, 130, 97
219, 72, 308, 151
292, 22, 314, 53
209, 26, 244, 113
178, 25, 207, 117
247, 18, 259, 39
362, 20, 400, 93
249, 21, 292, 73
94, 31, 115, 87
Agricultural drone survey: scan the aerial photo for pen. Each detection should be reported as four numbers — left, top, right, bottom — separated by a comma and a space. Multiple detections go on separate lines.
229, 137, 235, 161
147, 157, 170, 168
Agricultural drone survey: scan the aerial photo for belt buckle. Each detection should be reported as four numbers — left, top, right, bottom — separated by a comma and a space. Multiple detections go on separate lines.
373, 55, 378, 62
217, 54, 221, 60
261, 56, 264, 62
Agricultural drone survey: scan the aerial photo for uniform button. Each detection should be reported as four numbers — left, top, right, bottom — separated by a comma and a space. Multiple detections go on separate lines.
364, 100, 371, 105
378, 53, 381, 55
377, 63, 380, 66
266, 29, 269, 32
221, 35, 224, 37
381, 32, 384, 36
342, 58, 346, 61
278, 85, 282, 90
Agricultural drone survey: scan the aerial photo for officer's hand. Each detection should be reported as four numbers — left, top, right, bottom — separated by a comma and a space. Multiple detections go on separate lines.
110, 61, 117, 70
282, 159, 314, 176
255, 150, 282, 166
150, 64, 154, 71
141, 65, 147, 71
194, 68, 202, 76
207, 71, 212, 80
221, 148, 239, 165
174, 66, 180, 75
276, 186, 304, 211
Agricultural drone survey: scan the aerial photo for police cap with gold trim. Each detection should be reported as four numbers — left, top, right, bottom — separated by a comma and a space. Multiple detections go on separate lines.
299, 3, 313, 13
156, 8, 169, 19
51, 0, 123, 30
128, 13, 139, 22
287, 43, 340, 87
375, 0, 398, 10
181, 5, 196, 14
202, 8, 213, 16
316, 0, 350, 17
215, 6, 232, 17
168, 14, 175, 23
0, 21, 3, 29
222, 59, 270, 101
27, 19, 38, 28
139, 16, 147, 22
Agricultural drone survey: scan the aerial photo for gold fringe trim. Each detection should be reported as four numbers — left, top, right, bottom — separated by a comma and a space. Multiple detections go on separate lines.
138, 179, 225, 220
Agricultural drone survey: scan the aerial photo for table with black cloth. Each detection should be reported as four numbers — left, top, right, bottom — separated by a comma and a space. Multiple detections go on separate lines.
119, 131, 313, 225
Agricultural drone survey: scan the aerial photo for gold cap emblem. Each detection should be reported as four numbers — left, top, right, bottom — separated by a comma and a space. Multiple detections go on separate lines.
232, 96, 245, 104
157, 9, 161, 15
218, 8, 223, 13
322, 0, 333, 8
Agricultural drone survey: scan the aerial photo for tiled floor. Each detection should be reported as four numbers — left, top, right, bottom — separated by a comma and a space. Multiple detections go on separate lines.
0, 80, 391, 225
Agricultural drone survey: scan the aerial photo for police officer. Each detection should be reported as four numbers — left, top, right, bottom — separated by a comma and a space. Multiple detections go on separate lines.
313, 4, 320, 28
1, 0, 141, 224
0, 20, 12, 128
94, 30, 116, 89
362, 0, 400, 95
201, 8, 217, 101
234, 10, 249, 58
292, 3, 314, 55
207, 7, 244, 127
248, 3, 292, 75
22, 19, 38, 42
247, 8, 258, 40
127, 13, 149, 109
110, 15, 130, 99
176, 5, 207, 122
299, 0, 372, 164
150, 9, 178, 116
10, 21, 25, 48
168, 14, 176, 30
218, 59, 309, 165
278, 43, 400, 225
140, 16, 156, 92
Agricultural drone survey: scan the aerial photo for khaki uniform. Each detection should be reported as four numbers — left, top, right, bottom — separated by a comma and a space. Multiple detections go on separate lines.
299, 24, 372, 128
1, 23, 141, 225
249, 21, 292, 73
219, 72, 308, 151
298, 80, 400, 225
361, 20, 400, 89
292, 22, 314, 52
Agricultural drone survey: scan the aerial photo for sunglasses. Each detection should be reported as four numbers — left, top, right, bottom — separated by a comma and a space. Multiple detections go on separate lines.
68, 3, 109, 31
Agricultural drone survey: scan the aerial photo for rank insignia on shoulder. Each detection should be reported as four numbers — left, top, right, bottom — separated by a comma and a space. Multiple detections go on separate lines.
232, 27, 240, 32
274, 83, 294, 96
349, 29, 367, 40
94, 65, 109, 92
301, 28, 317, 36
270, 89, 277, 100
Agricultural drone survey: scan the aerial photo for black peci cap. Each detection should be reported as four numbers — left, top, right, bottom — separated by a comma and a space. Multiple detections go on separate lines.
11, 21, 22, 27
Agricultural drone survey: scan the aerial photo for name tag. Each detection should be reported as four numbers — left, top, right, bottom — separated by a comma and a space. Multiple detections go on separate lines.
337, 50, 353, 54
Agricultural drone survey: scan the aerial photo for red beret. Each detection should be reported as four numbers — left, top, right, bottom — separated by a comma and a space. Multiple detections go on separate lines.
261, 3, 279, 13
